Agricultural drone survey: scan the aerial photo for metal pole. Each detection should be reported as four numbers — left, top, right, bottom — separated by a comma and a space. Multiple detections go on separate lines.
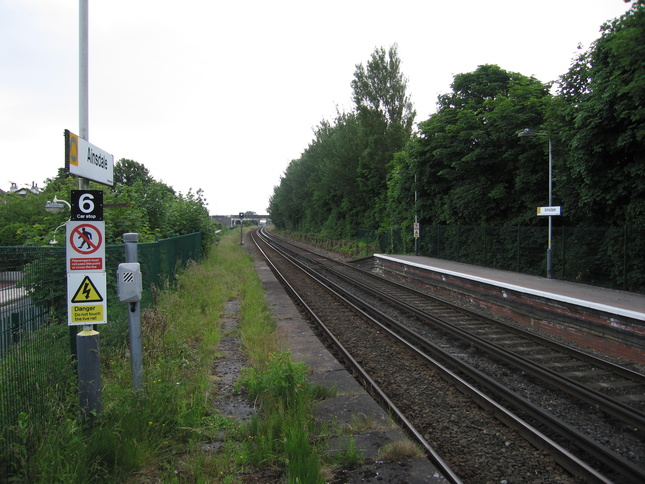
547, 137, 553, 279
124, 233, 144, 392
77, 328, 101, 419
79, 0, 88, 143
396, 170, 419, 256
79, 0, 89, 192
414, 174, 419, 256
518, 130, 554, 279
76, 0, 98, 420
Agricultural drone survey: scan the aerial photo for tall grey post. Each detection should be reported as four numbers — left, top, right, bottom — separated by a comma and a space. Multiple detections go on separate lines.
518, 129, 554, 279
124, 233, 144, 392
414, 174, 419, 257
78, 0, 89, 191
77, 327, 101, 419
546, 137, 553, 279
75, 0, 100, 419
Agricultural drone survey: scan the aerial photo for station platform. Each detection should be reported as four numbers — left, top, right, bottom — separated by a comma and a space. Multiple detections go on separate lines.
362, 254, 645, 364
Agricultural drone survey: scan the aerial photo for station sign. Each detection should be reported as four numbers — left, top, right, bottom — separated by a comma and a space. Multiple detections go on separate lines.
66, 221, 105, 272
537, 206, 562, 216
413, 222, 420, 239
65, 130, 114, 186
67, 272, 107, 325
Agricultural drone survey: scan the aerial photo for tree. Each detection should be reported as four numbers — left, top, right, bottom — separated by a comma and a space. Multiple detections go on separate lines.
113, 159, 153, 187
2, 160, 214, 250
164, 189, 216, 252
0, 192, 51, 246
401, 64, 551, 227
268, 154, 316, 231
351, 44, 416, 229
554, 2, 645, 226
269, 45, 416, 235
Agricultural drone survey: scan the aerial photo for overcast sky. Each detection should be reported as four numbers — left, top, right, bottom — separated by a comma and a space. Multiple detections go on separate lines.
0, 0, 633, 215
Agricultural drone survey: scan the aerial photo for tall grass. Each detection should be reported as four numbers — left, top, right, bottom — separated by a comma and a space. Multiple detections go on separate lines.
238, 352, 325, 483
3, 229, 348, 482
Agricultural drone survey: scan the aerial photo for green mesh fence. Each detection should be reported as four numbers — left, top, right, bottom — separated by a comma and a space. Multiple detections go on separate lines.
376, 225, 644, 293
0, 232, 203, 469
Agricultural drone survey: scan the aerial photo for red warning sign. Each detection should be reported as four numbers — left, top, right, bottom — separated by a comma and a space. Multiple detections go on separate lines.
66, 221, 105, 272
70, 257, 103, 271
69, 223, 102, 255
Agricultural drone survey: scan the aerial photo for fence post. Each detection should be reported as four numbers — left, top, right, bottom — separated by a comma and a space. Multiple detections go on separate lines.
623, 225, 628, 291
483, 226, 488, 267
517, 226, 521, 272
11, 312, 20, 344
561, 226, 565, 280
124, 233, 144, 393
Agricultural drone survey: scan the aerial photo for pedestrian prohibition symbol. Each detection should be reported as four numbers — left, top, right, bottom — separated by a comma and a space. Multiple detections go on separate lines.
69, 223, 103, 255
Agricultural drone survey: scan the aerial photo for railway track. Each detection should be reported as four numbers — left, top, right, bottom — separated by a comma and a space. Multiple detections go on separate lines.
251, 228, 645, 483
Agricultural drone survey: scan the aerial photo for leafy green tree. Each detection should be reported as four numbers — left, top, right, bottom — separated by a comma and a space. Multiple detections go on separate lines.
351, 44, 416, 229
164, 189, 216, 252
269, 111, 367, 237
112, 158, 177, 236
0, 193, 48, 246
310, 112, 365, 237
303, 113, 364, 236
2, 159, 214, 249
269, 155, 316, 231
269, 45, 415, 235
553, 2, 645, 226
402, 64, 551, 227
102, 185, 154, 243
0, 174, 80, 246
113, 158, 153, 187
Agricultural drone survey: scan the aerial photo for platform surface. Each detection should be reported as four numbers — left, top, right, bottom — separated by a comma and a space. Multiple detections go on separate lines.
375, 254, 645, 321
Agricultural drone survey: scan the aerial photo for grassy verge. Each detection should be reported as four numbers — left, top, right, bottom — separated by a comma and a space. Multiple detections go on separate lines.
6, 229, 359, 483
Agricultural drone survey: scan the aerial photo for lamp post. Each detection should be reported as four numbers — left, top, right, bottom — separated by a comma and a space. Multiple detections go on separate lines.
518, 129, 553, 279
396, 170, 419, 256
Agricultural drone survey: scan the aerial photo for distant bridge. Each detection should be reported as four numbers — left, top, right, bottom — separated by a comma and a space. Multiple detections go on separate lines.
211, 214, 270, 228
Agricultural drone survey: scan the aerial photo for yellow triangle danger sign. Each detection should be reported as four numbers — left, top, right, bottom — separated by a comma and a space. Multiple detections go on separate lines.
71, 275, 104, 303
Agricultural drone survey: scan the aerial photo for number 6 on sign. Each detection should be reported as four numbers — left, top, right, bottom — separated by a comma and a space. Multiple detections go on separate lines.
79, 193, 94, 213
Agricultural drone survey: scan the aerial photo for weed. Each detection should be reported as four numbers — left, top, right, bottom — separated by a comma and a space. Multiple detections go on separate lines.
332, 438, 364, 468
376, 439, 425, 462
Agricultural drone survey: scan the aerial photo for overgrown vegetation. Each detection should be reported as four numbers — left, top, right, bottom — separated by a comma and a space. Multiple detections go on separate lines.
277, 230, 380, 259
2, 230, 367, 482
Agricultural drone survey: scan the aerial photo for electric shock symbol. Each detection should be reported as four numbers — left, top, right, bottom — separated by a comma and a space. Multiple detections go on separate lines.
71, 276, 104, 303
